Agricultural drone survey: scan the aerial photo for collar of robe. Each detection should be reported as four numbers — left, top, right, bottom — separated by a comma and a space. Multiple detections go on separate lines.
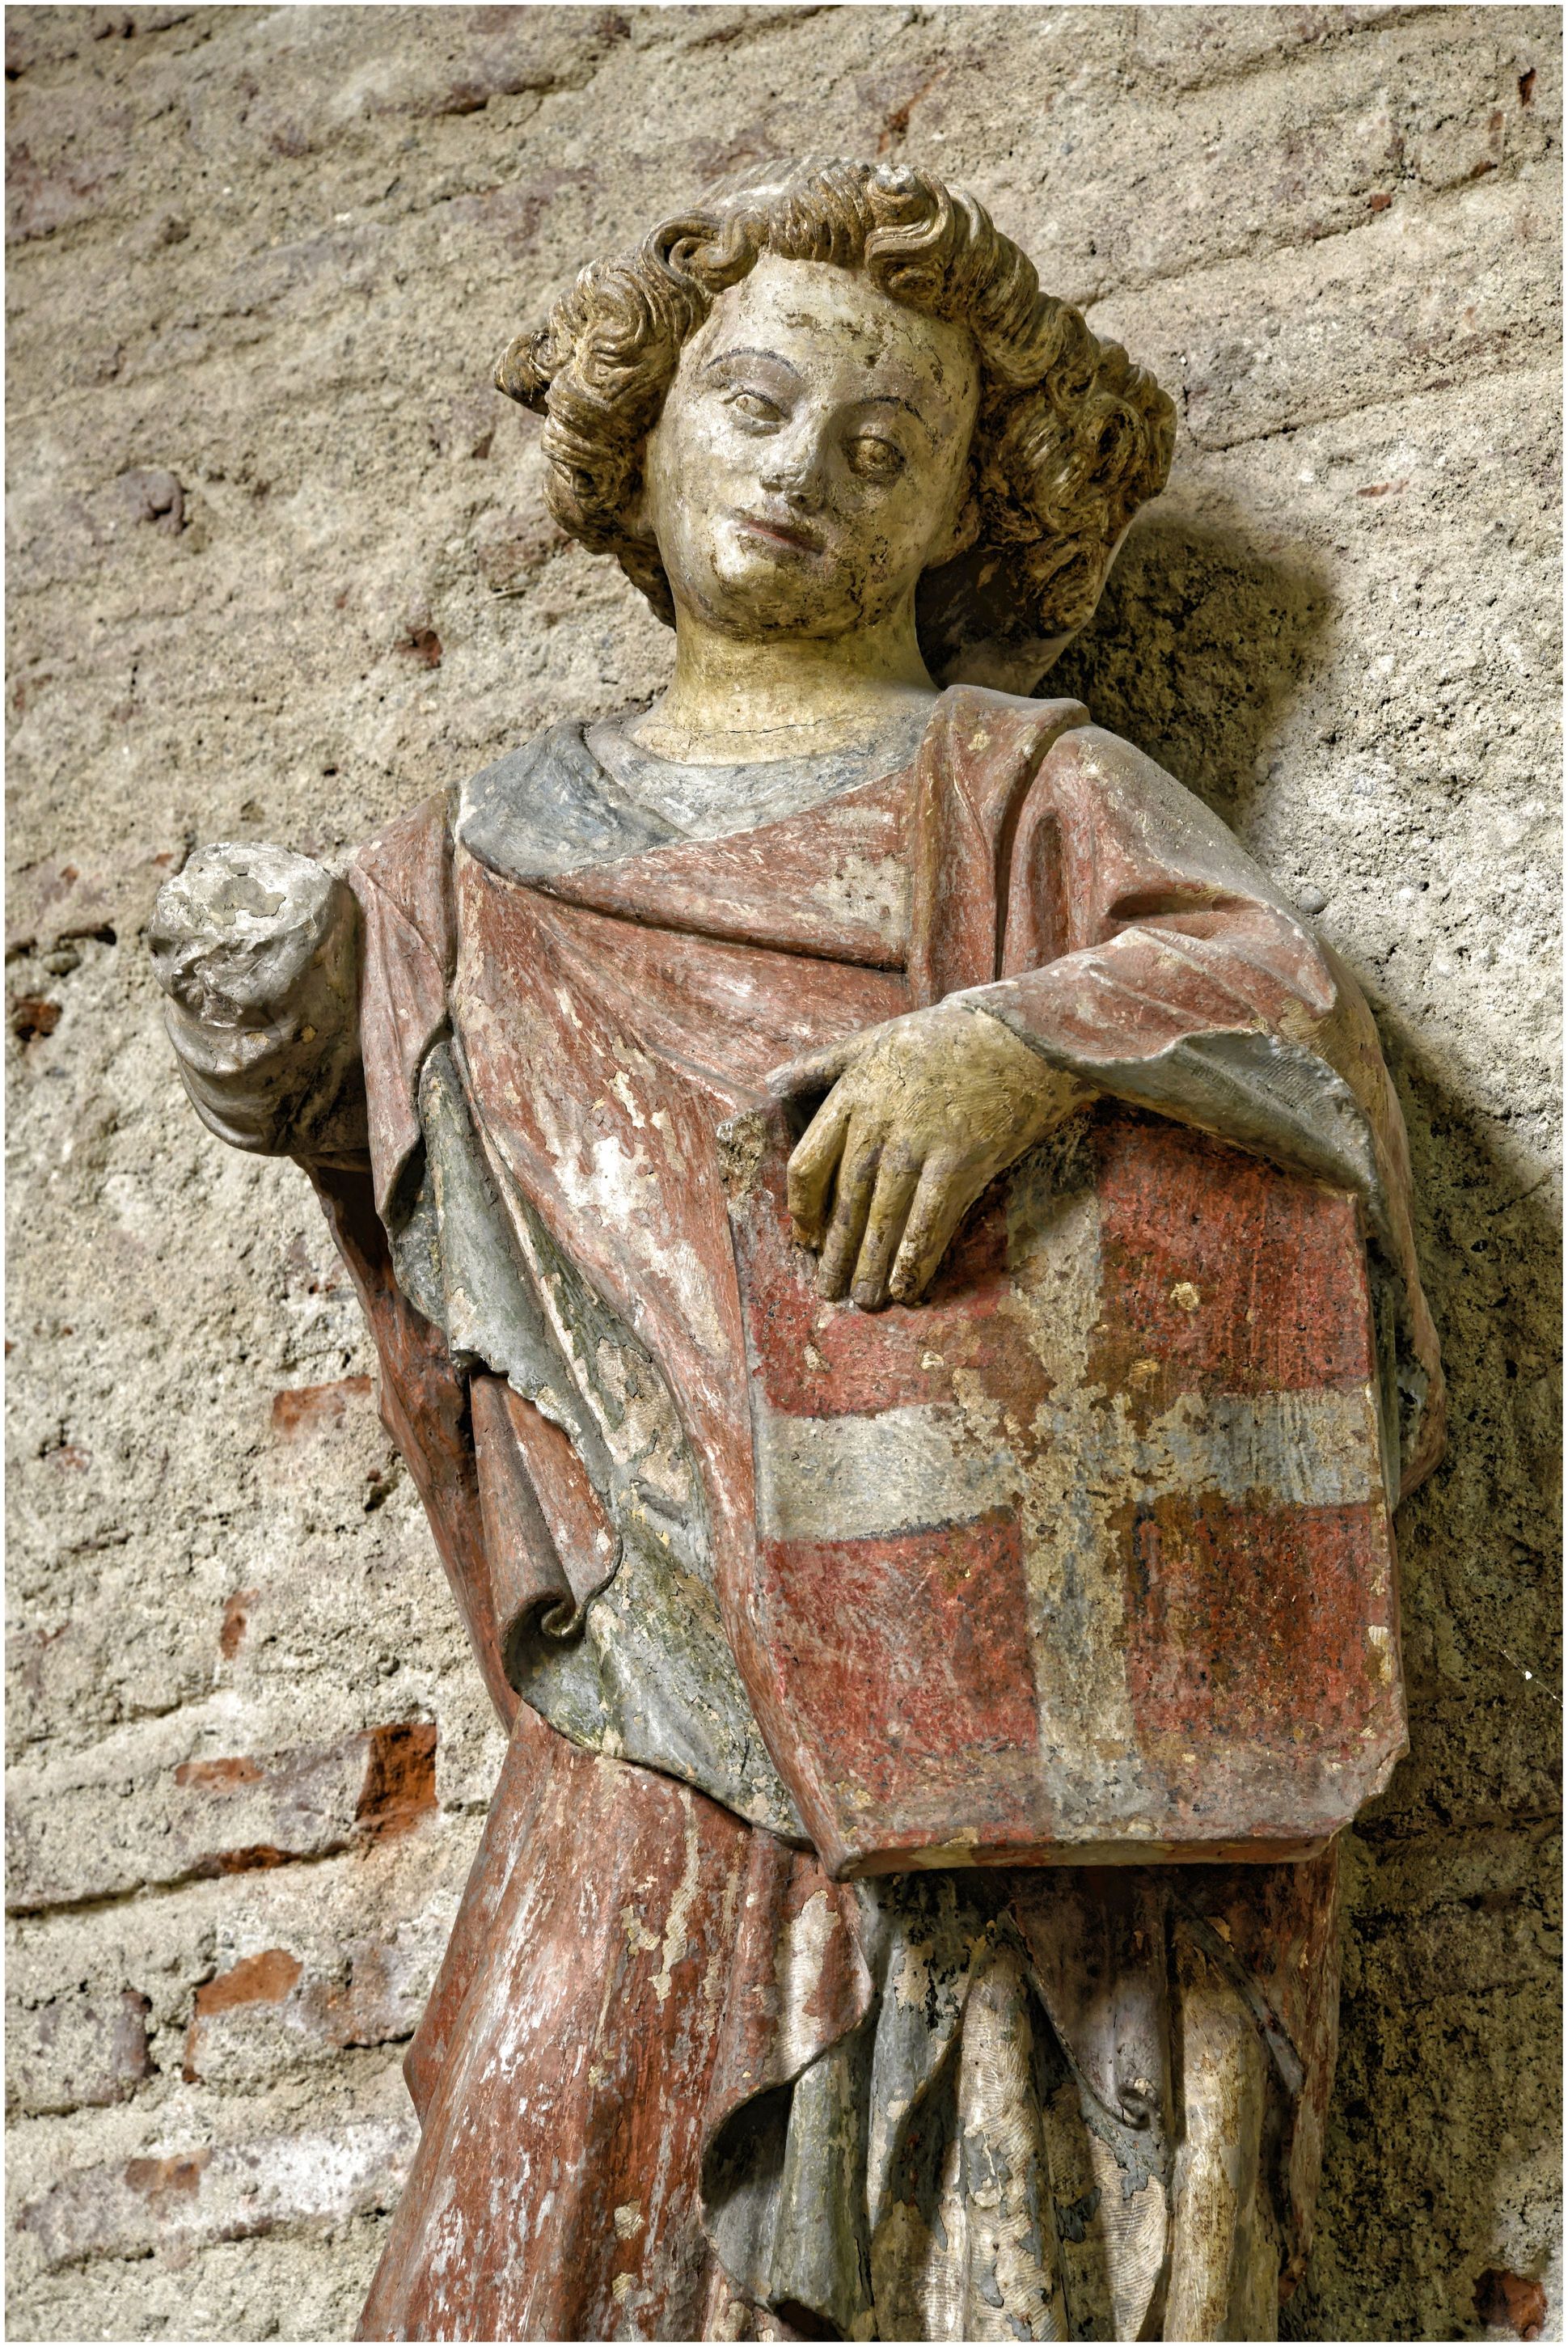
454, 694, 946, 886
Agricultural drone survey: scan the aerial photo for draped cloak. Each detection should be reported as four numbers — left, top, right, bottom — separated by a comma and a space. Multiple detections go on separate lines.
302, 687, 1441, 2343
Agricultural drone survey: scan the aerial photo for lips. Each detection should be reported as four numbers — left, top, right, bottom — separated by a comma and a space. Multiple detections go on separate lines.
731, 509, 824, 555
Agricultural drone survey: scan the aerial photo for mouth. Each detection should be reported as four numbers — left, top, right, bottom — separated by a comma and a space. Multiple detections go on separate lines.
730, 509, 825, 556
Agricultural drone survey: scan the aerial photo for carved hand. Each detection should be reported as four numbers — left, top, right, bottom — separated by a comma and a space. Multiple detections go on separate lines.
771, 1002, 1092, 1309
150, 844, 364, 1158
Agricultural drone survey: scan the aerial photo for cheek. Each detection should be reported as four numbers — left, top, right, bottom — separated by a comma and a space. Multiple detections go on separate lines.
648, 417, 734, 552
856, 479, 948, 575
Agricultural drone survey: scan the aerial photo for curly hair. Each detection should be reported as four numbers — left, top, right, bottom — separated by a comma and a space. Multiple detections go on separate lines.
495, 159, 1175, 687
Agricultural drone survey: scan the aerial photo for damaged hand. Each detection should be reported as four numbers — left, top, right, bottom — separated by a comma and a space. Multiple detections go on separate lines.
769, 1001, 1092, 1309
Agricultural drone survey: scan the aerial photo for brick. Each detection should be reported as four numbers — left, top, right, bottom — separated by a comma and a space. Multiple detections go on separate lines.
356, 1723, 437, 1837
218, 1588, 258, 1660
269, 1375, 374, 1439
9, 994, 61, 1044
6, 1985, 151, 2117
6, 1723, 439, 1913
1474, 2267, 1549, 2340
181, 1899, 455, 2087
19, 2116, 418, 2269
194, 1947, 303, 2016
6, 1816, 480, 2100
183, 1948, 302, 2083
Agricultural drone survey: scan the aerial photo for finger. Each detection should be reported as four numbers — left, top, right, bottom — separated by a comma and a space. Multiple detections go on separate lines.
818, 1123, 882, 1301
786, 1095, 852, 1247
766, 1036, 860, 1102
889, 1154, 987, 1304
849, 1151, 923, 1310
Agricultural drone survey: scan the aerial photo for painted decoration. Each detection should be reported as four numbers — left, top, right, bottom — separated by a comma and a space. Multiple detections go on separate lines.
729, 1102, 1402, 1875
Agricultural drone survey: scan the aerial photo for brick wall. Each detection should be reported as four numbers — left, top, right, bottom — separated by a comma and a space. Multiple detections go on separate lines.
6, 6, 1560, 2338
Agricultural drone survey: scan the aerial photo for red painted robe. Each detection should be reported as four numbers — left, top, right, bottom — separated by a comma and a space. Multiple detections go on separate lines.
307, 688, 1439, 2342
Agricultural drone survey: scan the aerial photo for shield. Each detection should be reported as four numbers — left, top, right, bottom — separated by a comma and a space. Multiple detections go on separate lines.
725, 1102, 1404, 1880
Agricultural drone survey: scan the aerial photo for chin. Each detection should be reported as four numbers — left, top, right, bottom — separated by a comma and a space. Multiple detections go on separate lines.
701, 548, 860, 636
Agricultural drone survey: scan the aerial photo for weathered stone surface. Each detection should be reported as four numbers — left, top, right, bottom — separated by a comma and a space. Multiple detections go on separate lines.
6, 1722, 438, 1913
928, 11, 1559, 307
1089, 176, 1560, 451
9, 2218, 391, 2345
5, 1818, 480, 2100
6, 1986, 152, 2120
5, 6, 1558, 2340
19, 2114, 419, 2269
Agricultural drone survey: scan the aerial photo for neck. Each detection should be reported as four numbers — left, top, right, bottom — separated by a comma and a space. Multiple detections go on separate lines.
630, 604, 937, 764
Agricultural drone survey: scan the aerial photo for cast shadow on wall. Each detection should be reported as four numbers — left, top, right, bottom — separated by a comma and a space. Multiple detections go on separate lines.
1048, 502, 1330, 834
1050, 510, 1562, 2340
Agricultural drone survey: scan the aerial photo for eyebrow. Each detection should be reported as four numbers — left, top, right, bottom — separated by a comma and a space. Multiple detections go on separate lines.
701, 345, 805, 383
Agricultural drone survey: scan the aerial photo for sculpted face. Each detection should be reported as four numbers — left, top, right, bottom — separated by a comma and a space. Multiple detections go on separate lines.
640, 254, 981, 645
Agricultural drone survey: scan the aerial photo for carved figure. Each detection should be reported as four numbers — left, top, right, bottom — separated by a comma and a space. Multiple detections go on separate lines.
151, 161, 1443, 2342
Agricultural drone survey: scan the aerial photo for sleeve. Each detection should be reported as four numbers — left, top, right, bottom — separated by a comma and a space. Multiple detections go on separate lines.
953, 722, 1443, 1495
345, 793, 460, 1220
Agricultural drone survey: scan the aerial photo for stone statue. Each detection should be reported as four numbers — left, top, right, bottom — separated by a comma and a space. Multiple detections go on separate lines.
150, 160, 1443, 2343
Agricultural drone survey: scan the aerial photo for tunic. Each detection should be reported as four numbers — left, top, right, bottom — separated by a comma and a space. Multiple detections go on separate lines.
262, 687, 1439, 2341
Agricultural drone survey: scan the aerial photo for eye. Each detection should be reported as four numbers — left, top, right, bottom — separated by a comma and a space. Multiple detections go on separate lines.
845, 433, 906, 483
725, 387, 784, 430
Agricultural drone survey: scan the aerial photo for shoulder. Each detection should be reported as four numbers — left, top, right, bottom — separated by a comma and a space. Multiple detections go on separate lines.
915, 687, 1094, 856
346, 704, 668, 924
928, 683, 1091, 768
455, 717, 674, 884
348, 718, 628, 903
978, 703, 1241, 848
353, 789, 453, 876
348, 791, 458, 974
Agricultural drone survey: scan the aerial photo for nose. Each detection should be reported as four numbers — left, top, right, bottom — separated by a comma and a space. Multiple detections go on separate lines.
759, 417, 830, 510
